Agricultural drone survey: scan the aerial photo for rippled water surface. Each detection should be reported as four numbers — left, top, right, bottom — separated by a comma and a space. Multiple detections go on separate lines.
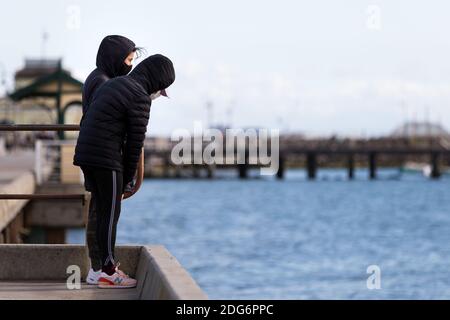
68, 169, 450, 299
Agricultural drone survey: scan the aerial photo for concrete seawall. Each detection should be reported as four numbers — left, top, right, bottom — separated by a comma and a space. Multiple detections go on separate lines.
0, 244, 208, 300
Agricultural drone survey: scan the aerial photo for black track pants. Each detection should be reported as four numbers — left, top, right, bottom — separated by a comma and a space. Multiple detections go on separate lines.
81, 165, 123, 268
86, 192, 102, 270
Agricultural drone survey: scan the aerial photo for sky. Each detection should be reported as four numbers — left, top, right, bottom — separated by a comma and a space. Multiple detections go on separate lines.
1, 0, 450, 137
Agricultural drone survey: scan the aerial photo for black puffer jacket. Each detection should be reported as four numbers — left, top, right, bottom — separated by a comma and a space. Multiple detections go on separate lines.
73, 54, 175, 188
81, 35, 136, 116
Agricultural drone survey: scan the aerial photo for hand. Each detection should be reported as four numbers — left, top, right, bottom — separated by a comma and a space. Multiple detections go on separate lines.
122, 148, 144, 200
122, 190, 133, 200
121, 181, 135, 200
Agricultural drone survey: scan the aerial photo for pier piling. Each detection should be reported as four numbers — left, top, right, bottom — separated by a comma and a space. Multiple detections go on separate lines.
369, 152, 377, 180
348, 155, 354, 180
238, 149, 249, 179
430, 152, 441, 179
306, 153, 317, 180
276, 156, 285, 179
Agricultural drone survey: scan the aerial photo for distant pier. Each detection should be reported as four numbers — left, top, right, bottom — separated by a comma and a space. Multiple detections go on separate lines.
142, 145, 450, 180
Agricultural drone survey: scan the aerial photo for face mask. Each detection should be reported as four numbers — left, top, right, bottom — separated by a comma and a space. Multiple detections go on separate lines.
119, 62, 133, 76
150, 90, 162, 100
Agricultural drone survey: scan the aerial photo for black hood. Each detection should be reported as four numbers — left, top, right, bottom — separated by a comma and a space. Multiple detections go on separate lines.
96, 35, 136, 78
130, 54, 175, 95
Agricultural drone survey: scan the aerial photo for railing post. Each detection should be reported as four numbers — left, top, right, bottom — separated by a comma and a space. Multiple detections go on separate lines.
35, 139, 42, 185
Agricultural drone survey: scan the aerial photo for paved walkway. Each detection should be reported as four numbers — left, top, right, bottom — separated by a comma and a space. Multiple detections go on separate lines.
0, 281, 139, 299
0, 149, 35, 185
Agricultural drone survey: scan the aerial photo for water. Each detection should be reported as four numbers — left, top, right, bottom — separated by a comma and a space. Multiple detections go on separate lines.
68, 168, 450, 299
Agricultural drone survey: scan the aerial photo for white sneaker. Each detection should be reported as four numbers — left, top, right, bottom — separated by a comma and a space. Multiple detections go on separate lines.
98, 271, 137, 289
86, 268, 102, 285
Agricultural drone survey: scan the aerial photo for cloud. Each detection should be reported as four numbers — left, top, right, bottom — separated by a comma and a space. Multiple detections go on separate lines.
375, 79, 450, 99
151, 56, 450, 136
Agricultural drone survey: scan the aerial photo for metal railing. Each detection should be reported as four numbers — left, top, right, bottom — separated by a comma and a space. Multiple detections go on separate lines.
0, 194, 85, 204
0, 124, 80, 131
0, 124, 84, 204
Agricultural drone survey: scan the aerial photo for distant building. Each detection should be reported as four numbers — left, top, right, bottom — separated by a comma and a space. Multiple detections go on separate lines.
390, 121, 450, 139
144, 136, 173, 151
14, 59, 64, 90
0, 58, 83, 139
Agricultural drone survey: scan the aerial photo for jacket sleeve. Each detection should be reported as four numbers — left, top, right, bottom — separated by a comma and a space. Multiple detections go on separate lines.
122, 97, 151, 186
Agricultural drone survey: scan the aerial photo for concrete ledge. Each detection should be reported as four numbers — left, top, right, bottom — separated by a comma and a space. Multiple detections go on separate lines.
0, 171, 35, 231
0, 244, 139, 280
0, 244, 208, 300
24, 183, 88, 228
136, 245, 208, 300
